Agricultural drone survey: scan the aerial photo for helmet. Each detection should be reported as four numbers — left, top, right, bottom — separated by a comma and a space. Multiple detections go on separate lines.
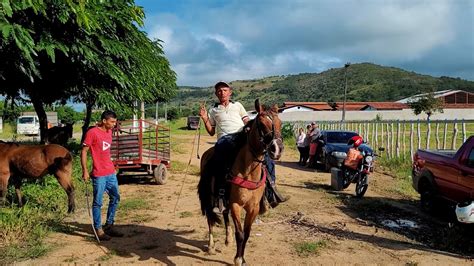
455, 201, 474, 223
348, 135, 363, 147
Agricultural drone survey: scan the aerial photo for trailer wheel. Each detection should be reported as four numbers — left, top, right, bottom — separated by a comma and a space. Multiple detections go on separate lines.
153, 164, 167, 185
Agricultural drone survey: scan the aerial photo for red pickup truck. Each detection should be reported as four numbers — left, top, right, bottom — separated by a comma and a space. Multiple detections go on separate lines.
412, 136, 474, 212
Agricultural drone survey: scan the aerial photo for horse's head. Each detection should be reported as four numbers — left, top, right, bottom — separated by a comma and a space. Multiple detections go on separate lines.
252, 99, 284, 160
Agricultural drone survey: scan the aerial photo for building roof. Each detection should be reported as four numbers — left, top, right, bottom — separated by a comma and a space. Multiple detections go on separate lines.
396, 89, 469, 103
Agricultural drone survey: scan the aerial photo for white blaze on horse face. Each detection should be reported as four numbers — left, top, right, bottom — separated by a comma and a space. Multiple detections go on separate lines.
269, 139, 282, 160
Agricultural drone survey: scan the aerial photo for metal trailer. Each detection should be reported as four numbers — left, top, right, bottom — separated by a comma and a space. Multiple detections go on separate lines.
111, 119, 170, 184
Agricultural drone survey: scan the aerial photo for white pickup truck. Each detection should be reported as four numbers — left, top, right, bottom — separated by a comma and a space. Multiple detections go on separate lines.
16, 112, 58, 136
17, 115, 40, 135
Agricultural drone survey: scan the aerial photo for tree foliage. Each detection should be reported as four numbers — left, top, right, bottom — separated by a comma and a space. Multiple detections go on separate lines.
0, 0, 177, 142
407, 92, 444, 121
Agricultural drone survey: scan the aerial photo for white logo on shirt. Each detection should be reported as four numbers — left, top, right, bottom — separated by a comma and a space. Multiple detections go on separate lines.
102, 141, 111, 151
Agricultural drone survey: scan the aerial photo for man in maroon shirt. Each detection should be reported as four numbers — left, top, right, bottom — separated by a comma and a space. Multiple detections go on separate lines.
81, 110, 123, 241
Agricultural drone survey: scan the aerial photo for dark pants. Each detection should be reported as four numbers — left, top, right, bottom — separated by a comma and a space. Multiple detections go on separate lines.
297, 146, 305, 164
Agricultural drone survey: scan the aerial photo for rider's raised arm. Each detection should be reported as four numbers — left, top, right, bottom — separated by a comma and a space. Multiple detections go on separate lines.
199, 104, 215, 136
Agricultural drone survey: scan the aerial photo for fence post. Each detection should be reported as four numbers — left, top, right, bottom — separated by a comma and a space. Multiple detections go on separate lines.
452, 121, 458, 150
375, 123, 379, 149
410, 122, 414, 159
366, 122, 370, 143
386, 123, 391, 158
417, 120, 421, 149
443, 120, 448, 149
402, 121, 406, 157
426, 121, 431, 150
436, 122, 440, 150
371, 122, 375, 146
381, 122, 385, 150
462, 119, 466, 143
396, 121, 400, 157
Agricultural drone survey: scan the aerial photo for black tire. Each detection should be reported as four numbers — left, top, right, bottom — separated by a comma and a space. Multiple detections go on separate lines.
153, 163, 168, 185
355, 174, 368, 198
324, 157, 331, 172
341, 169, 351, 189
419, 179, 437, 213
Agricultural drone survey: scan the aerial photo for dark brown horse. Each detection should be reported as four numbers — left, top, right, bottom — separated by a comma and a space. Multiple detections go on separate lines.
198, 99, 284, 265
47, 123, 74, 146
0, 142, 75, 213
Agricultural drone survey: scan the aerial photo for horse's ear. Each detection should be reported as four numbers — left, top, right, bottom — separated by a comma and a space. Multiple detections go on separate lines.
271, 104, 279, 113
255, 99, 263, 114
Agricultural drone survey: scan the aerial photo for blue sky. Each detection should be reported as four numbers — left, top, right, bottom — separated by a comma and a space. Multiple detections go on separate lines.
136, 0, 474, 86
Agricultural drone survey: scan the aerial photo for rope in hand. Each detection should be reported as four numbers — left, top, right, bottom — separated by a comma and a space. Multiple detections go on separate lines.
173, 102, 205, 213
84, 179, 101, 243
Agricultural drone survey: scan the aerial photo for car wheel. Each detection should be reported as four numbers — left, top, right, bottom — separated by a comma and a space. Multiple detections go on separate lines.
153, 163, 168, 185
419, 179, 437, 213
324, 157, 331, 172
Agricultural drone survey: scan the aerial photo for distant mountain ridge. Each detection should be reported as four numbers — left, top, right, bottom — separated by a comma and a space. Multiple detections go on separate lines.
173, 63, 474, 110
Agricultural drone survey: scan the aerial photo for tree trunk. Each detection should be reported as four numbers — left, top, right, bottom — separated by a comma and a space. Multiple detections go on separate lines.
81, 100, 94, 144
30, 95, 48, 144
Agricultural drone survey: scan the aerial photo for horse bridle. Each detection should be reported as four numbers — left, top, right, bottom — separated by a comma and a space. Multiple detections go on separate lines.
254, 113, 279, 151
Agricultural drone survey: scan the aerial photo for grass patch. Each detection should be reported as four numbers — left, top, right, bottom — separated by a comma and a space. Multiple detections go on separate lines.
119, 198, 149, 212
130, 214, 155, 224
294, 240, 328, 257
178, 211, 193, 218
377, 154, 418, 197
170, 161, 200, 175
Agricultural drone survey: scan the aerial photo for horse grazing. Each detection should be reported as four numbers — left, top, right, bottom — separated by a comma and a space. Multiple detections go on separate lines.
198, 99, 284, 265
47, 123, 74, 146
0, 142, 75, 213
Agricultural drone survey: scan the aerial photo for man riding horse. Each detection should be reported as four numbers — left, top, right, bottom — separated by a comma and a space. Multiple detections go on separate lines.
199, 81, 288, 213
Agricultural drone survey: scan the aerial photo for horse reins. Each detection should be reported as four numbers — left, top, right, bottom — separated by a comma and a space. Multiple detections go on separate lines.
173, 115, 202, 213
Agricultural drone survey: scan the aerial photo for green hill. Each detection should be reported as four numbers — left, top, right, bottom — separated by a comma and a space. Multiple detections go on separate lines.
171, 63, 474, 111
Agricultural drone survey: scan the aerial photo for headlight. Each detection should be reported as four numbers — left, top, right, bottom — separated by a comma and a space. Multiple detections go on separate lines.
365, 156, 373, 163
331, 151, 347, 159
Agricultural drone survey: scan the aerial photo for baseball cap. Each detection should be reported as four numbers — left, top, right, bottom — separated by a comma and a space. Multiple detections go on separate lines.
214, 81, 231, 90
311, 122, 316, 125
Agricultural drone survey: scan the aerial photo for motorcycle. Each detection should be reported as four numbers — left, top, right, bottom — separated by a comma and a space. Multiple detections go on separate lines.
341, 150, 376, 198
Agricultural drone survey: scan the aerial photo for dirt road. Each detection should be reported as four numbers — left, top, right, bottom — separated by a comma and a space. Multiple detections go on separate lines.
21, 134, 473, 265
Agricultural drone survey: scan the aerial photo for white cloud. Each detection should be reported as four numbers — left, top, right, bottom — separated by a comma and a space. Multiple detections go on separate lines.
141, 0, 473, 85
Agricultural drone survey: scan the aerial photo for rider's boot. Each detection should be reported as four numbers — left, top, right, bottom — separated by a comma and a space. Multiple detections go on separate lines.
212, 189, 226, 214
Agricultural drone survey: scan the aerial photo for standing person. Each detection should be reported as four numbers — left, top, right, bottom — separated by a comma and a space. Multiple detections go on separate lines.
199, 81, 288, 212
302, 124, 312, 166
81, 110, 123, 241
307, 122, 321, 168
296, 127, 306, 165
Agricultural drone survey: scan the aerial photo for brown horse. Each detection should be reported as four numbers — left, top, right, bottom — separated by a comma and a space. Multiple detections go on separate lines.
198, 99, 284, 265
0, 141, 75, 213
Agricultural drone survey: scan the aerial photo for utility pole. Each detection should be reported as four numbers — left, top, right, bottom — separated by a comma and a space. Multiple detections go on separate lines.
341, 62, 350, 127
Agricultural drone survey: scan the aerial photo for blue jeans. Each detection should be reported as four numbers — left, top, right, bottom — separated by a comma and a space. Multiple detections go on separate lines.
92, 173, 120, 229
264, 153, 276, 184
213, 132, 246, 179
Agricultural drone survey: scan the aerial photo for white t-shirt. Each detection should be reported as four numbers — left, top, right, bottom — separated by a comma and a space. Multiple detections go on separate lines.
208, 101, 248, 139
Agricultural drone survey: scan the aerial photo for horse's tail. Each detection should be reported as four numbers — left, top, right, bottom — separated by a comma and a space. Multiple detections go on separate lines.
198, 169, 221, 226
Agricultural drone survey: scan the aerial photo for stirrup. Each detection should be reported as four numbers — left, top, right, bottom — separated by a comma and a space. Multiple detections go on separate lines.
212, 189, 226, 214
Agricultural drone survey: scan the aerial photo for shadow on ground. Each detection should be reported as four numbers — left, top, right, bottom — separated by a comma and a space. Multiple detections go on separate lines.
60, 222, 231, 265
288, 180, 474, 258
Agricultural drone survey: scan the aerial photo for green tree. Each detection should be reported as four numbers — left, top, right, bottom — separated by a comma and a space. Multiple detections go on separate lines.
0, 1, 176, 143
407, 92, 444, 121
